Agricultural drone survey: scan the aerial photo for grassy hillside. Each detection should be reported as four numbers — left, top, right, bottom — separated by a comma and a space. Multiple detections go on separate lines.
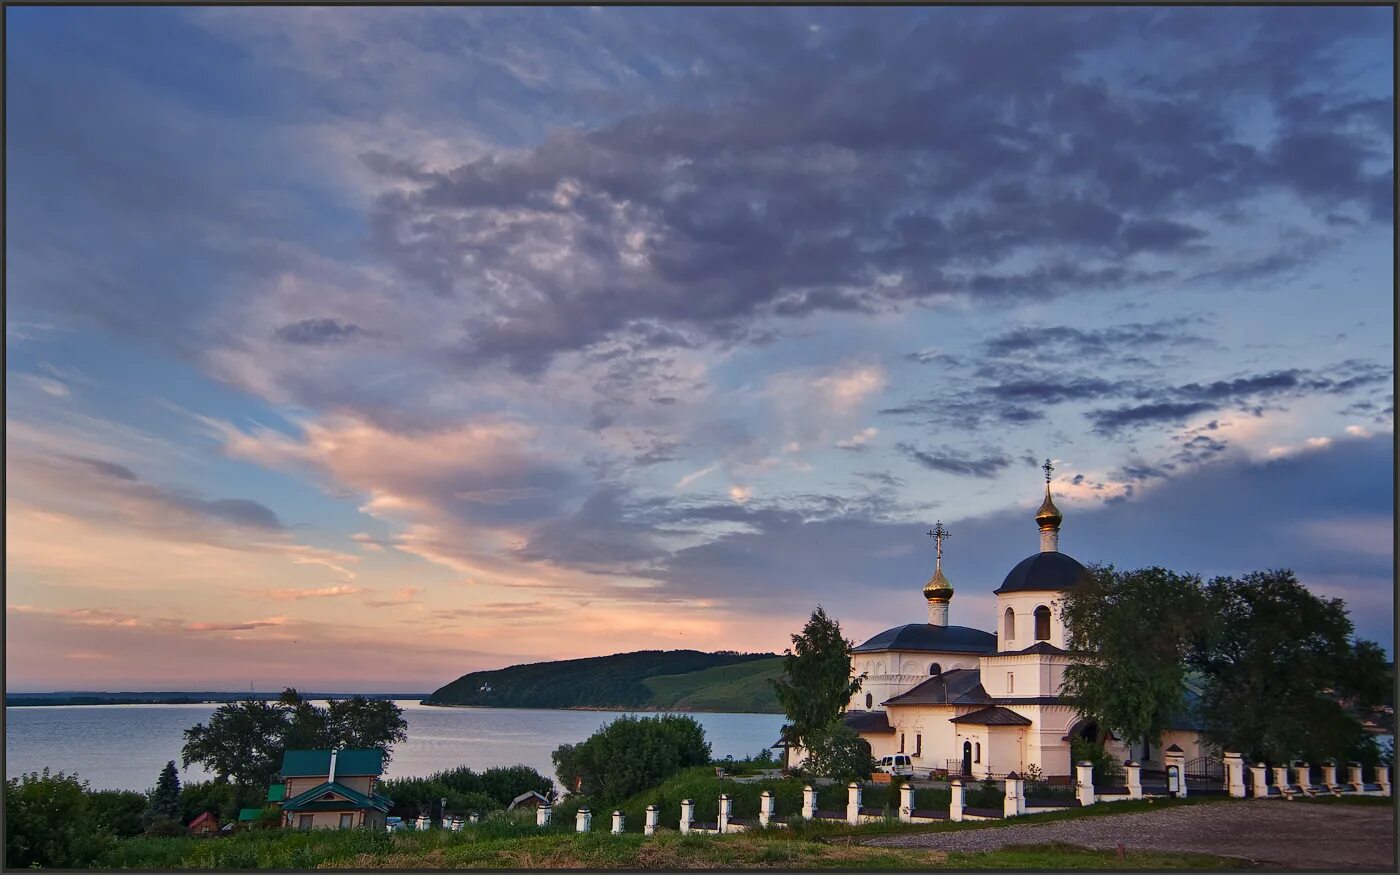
425, 650, 778, 711
642, 657, 784, 713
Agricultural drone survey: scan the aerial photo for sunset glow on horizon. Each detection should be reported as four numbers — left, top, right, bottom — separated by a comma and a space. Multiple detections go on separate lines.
6, 6, 1393, 692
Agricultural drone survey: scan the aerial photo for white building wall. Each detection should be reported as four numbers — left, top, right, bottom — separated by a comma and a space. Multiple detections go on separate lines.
847, 651, 982, 711
995, 591, 1069, 651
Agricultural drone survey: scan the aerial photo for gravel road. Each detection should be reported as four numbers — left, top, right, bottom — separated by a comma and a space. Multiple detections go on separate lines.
865, 800, 1395, 869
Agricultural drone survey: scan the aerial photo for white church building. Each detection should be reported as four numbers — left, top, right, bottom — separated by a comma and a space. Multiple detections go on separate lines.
838, 461, 1210, 780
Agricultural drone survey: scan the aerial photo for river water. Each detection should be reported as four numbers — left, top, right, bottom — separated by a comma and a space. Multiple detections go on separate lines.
4, 700, 786, 792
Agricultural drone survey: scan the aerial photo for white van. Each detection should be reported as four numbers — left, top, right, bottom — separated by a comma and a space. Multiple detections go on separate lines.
877, 754, 914, 776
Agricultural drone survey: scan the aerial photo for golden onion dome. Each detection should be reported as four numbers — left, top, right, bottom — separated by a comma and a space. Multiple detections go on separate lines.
923, 566, 954, 602
1035, 484, 1063, 530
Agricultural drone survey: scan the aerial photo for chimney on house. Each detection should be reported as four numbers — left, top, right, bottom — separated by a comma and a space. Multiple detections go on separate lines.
328, 750, 338, 784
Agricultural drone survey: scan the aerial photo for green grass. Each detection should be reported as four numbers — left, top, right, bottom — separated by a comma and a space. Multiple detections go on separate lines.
642, 657, 785, 713
96, 828, 1244, 869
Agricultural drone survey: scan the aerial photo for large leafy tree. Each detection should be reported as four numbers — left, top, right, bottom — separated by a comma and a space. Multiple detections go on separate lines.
551, 714, 710, 802
182, 690, 408, 791
1059, 565, 1208, 748
1190, 569, 1389, 763
4, 770, 110, 868
770, 606, 864, 748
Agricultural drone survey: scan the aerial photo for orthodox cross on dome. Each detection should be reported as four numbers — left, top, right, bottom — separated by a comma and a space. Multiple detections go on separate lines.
1042, 458, 1054, 482
927, 521, 949, 567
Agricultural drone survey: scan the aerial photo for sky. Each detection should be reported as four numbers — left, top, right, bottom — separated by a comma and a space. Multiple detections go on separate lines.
5, 6, 1393, 692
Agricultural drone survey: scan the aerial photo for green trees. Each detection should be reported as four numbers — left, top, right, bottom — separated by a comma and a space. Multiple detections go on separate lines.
1192, 569, 1389, 763
1060, 564, 1389, 766
551, 714, 711, 803
1060, 565, 1206, 749
4, 770, 111, 868
771, 606, 863, 750
147, 760, 183, 822
181, 689, 408, 793
380, 765, 554, 819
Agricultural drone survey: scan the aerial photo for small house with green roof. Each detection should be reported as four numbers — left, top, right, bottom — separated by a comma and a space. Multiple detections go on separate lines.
278, 749, 392, 830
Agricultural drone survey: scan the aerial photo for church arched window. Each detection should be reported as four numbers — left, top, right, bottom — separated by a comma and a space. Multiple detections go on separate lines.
974, 742, 981, 763
1034, 605, 1051, 641
929, 662, 941, 676
865, 693, 873, 710
1003, 607, 1015, 641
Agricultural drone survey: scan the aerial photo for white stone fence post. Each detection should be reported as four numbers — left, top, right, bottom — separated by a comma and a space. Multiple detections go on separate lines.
1321, 761, 1338, 790
1224, 752, 1246, 798
644, 805, 658, 835
898, 783, 914, 823
679, 799, 694, 834
1347, 762, 1365, 792
1294, 762, 1312, 793
845, 782, 862, 825
1376, 765, 1391, 797
611, 810, 624, 834
801, 785, 815, 820
1075, 761, 1096, 807
759, 791, 774, 828
1250, 763, 1269, 798
536, 805, 552, 827
949, 778, 964, 822
1163, 748, 1186, 798
1124, 760, 1142, 799
718, 794, 732, 833
1271, 765, 1291, 795
576, 808, 591, 833
1003, 773, 1024, 818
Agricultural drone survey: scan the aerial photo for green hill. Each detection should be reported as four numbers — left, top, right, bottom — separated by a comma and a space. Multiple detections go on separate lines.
425, 650, 783, 712
642, 657, 784, 713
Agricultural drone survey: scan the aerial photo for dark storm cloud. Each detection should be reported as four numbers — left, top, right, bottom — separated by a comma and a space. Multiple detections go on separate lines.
650, 433, 1394, 650
364, 7, 1392, 371
275, 319, 367, 346
1087, 401, 1220, 433
896, 444, 1013, 479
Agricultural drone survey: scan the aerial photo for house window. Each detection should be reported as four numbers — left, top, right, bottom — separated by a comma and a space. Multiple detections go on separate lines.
1003, 607, 1015, 640
1034, 605, 1051, 641
914, 734, 922, 757
865, 693, 873, 709
974, 742, 981, 763
339, 813, 354, 829
1007, 672, 1014, 694
298, 815, 313, 830
929, 662, 941, 675
899, 733, 905, 753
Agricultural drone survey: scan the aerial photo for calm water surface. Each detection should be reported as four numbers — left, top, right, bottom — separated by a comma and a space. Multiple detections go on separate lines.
5, 701, 785, 792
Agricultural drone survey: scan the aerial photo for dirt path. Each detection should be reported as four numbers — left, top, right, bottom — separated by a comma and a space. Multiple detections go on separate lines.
866, 800, 1395, 869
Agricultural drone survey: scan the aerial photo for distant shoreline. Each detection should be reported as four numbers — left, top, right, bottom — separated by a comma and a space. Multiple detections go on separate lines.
6, 693, 429, 707
419, 700, 784, 715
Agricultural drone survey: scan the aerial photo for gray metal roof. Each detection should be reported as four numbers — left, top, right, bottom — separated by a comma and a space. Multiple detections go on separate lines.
853, 623, 997, 654
993, 551, 1092, 595
882, 668, 990, 706
950, 705, 1033, 726
842, 710, 895, 734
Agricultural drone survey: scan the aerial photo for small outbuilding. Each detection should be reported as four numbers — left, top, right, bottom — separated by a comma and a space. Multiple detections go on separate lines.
506, 790, 551, 811
188, 811, 220, 836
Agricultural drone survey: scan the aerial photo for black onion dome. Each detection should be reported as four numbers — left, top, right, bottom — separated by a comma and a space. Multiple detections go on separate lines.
852, 623, 996, 654
993, 552, 1092, 595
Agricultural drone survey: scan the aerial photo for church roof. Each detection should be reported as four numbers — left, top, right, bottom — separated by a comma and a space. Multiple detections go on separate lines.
882, 669, 990, 706
993, 551, 1092, 595
852, 623, 997, 654
950, 705, 1033, 726
984, 641, 1073, 657
842, 710, 895, 734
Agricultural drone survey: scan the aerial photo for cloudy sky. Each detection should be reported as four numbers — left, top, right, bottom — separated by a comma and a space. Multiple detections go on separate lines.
6, 6, 1393, 692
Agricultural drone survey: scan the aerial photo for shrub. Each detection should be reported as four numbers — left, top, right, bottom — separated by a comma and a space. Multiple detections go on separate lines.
88, 789, 149, 838
551, 714, 711, 803
4, 770, 114, 868
965, 778, 1003, 808
143, 815, 188, 838
1071, 737, 1124, 784
799, 722, 875, 783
